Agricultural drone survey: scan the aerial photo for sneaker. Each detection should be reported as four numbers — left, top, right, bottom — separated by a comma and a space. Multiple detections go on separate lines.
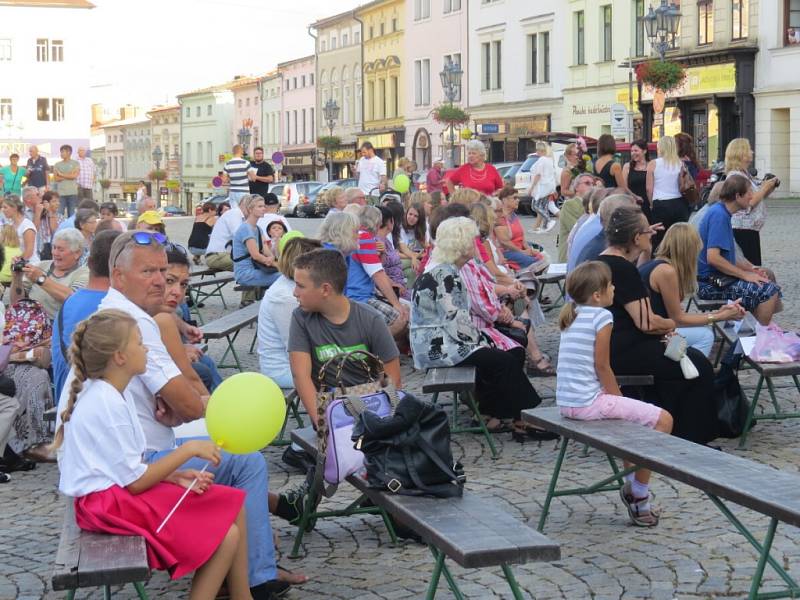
619, 481, 660, 527
250, 579, 291, 600
281, 445, 314, 472
530, 227, 543, 234
543, 220, 558, 233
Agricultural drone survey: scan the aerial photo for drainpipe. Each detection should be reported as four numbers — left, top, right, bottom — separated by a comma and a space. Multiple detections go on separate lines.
354, 10, 365, 143
307, 24, 320, 178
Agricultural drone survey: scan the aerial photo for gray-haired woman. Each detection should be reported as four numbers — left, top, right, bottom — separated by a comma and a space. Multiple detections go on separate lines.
445, 140, 504, 196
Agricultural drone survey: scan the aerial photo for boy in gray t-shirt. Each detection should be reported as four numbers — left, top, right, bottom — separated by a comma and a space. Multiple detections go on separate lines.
288, 249, 400, 427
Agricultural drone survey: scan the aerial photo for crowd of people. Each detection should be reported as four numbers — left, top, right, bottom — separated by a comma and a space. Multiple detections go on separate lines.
0, 133, 788, 599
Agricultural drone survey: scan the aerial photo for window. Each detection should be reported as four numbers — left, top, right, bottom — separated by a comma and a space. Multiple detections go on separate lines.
197, 142, 203, 166
634, 0, 645, 56
369, 26, 374, 39
355, 31, 361, 43
574, 126, 587, 136
344, 87, 351, 125
367, 81, 374, 120
480, 41, 502, 90
310, 73, 314, 85
443, 53, 462, 100
238, 98, 243, 108
301, 108, 306, 143
380, 23, 385, 36
51, 39, 63, 61
186, 107, 190, 118
732, 0, 748, 39
0, 39, 10, 61
321, 40, 327, 52
207, 104, 212, 116
528, 34, 537, 84
245, 97, 250, 107
602, 5, 613, 61
36, 98, 50, 121
444, 0, 461, 13
310, 108, 315, 142
356, 83, 363, 123
0, 98, 11, 121
415, 0, 431, 20
331, 36, 337, 50
493, 41, 502, 89
195, 106, 200, 117
285, 111, 290, 143
285, 80, 290, 90
698, 0, 714, 44
414, 59, 431, 105
787, 0, 800, 45
52, 98, 64, 121
301, 75, 306, 87
293, 77, 297, 89
543, 32, 550, 83
207, 142, 212, 165
575, 11, 585, 65
379, 78, 386, 118
36, 38, 49, 62
254, 96, 258, 105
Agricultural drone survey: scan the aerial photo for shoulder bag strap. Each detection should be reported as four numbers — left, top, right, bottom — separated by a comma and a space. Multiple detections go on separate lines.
56, 306, 67, 358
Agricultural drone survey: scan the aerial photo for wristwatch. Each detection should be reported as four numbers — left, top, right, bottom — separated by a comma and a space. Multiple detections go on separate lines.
35, 275, 47, 286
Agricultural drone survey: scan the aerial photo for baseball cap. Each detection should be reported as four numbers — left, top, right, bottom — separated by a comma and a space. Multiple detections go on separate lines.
264, 193, 279, 206
137, 210, 163, 225
278, 229, 304, 254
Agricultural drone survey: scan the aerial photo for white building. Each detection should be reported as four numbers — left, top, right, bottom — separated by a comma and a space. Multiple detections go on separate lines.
754, 1, 800, 196
260, 71, 283, 166
147, 105, 181, 206
0, 0, 95, 163
467, 0, 567, 162
101, 119, 135, 202
120, 118, 151, 200
229, 76, 261, 155
178, 85, 234, 210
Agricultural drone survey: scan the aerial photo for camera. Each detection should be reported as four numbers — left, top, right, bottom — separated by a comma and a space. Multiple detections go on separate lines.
764, 173, 781, 188
11, 259, 27, 272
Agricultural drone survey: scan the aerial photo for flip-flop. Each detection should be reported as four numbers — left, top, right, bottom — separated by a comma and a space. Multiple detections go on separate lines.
277, 564, 309, 585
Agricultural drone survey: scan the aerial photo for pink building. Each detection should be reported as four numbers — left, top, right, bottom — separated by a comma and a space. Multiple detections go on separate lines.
229, 76, 261, 156
403, 0, 468, 169
278, 55, 318, 181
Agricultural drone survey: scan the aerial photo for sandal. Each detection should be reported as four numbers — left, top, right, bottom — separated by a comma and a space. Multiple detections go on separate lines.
471, 416, 512, 433
510, 424, 560, 443
527, 356, 556, 377
277, 565, 309, 585
619, 481, 660, 527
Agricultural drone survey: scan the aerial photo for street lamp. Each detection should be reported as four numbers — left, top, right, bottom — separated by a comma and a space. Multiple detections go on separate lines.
439, 59, 463, 168
97, 158, 107, 202
152, 145, 163, 207
322, 98, 340, 181
643, 0, 682, 60
237, 119, 253, 155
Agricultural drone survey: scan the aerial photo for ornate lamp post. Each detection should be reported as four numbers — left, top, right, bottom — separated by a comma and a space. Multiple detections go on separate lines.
97, 158, 107, 202
322, 98, 340, 181
643, 0, 682, 137
237, 119, 253, 155
151, 145, 163, 206
439, 60, 464, 168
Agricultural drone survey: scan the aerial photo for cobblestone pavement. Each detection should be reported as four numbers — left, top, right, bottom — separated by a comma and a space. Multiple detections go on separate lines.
3, 201, 800, 599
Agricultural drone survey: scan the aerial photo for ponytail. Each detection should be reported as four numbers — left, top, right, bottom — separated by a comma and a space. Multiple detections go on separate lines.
50, 319, 91, 451
559, 301, 578, 331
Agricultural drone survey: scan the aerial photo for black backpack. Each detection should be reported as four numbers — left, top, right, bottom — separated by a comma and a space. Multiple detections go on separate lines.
352, 392, 465, 498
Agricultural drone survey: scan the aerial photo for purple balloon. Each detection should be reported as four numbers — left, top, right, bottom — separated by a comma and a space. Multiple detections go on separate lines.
271, 151, 284, 164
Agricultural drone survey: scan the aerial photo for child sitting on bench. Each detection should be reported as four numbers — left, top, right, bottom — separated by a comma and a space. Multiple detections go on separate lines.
556, 261, 673, 527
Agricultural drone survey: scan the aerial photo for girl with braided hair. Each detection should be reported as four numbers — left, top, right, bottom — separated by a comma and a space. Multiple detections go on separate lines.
54, 310, 254, 600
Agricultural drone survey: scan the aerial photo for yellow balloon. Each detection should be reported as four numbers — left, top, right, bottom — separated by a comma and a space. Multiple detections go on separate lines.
205, 373, 287, 454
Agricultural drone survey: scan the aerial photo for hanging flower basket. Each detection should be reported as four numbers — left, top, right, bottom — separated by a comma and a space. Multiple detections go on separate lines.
148, 169, 167, 181
99, 179, 111, 189
433, 104, 470, 126
635, 60, 686, 93
317, 135, 341, 151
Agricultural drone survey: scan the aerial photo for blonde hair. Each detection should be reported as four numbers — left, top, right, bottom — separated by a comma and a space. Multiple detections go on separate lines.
0, 224, 20, 248
430, 217, 478, 264
239, 194, 263, 217
450, 187, 481, 207
277, 237, 322, 278
657, 135, 680, 168
536, 141, 551, 157
407, 190, 432, 211
50, 309, 139, 451
324, 185, 345, 209
559, 261, 612, 330
655, 223, 702, 299
470, 202, 494, 238
724, 138, 752, 174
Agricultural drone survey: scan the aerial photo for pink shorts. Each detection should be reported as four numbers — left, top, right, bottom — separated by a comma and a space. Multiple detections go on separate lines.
560, 393, 661, 429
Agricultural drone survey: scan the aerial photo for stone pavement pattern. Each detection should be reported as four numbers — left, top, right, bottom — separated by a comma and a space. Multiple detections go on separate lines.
3, 202, 800, 599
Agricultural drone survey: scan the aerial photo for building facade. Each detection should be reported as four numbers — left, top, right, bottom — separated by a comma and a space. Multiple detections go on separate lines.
147, 105, 180, 206
278, 55, 318, 181
404, 0, 468, 169
178, 85, 234, 210
311, 10, 362, 180
230, 76, 261, 156
101, 120, 128, 202
120, 118, 151, 201
260, 71, 283, 166
754, 0, 800, 195
0, 0, 94, 163
356, 0, 406, 173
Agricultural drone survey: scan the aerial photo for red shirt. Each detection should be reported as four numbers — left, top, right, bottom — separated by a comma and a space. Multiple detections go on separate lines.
446, 163, 504, 196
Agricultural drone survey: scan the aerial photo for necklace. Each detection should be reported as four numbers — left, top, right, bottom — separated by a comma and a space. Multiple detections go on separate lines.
470, 164, 488, 181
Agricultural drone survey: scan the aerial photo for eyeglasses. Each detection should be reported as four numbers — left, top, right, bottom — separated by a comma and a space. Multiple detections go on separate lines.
111, 231, 168, 268
638, 229, 654, 236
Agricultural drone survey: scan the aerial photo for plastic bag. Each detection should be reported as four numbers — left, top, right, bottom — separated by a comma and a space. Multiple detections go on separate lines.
751, 324, 800, 363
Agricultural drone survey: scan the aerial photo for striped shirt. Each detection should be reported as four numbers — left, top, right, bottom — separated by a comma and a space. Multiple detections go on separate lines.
556, 305, 613, 408
224, 157, 251, 193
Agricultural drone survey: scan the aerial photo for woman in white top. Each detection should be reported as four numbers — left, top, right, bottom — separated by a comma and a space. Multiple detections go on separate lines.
527, 141, 558, 233
2, 194, 39, 263
258, 235, 322, 389
646, 135, 686, 248
723, 138, 779, 266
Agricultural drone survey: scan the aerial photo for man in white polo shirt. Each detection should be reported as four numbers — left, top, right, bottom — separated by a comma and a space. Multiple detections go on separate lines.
57, 231, 290, 599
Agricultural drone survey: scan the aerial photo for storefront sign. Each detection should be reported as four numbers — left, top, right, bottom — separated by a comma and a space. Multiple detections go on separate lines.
357, 133, 396, 149
610, 104, 629, 137
615, 86, 640, 106
642, 63, 736, 101
571, 103, 611, 116
284, 154, 313, 167
166, 179, 180, 190
331, 148, 357, 162
479, 123, 500, 134
122, 183, 140, 193
507, 116, 549, 136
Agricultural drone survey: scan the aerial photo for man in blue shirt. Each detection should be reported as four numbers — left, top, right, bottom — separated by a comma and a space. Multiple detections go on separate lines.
696, 174, 781, 325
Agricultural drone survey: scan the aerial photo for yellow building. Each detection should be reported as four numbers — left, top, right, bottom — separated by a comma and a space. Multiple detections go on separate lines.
356, 0, 405, 170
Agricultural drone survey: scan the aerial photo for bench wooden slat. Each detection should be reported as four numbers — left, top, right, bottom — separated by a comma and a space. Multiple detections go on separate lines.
615, 375, 654, 387
188, 272, 234, 288
200, 303, 259, 339
522, 407, 800, 528
291, 427, 559, 569
422, 367, 476, 394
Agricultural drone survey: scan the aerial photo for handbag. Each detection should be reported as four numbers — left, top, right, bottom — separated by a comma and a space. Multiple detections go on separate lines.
679, 164, 700, 206
352, 392, 465, 498
315, 350, 399, 497
714, 360, 749, 438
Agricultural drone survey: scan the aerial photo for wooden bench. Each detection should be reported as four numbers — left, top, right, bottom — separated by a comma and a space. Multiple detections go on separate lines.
523, 406, 800, 600
233, 284, 266, 302
199, 302, 259, 371
422, 366, 499, 459
187, 272, 234, 323
52, 501, 150, 599
537, 266, 567, 312
289, 427, 560, 599
189, 264, 215, 278
713, 319, 800, 448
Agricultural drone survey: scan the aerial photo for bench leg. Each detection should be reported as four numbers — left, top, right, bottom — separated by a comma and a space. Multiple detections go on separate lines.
456, 391, 499, 459
425, 547, 465, 600
102, 585, 111, 600
133, 581, 149, 600
274, 393, 304, 447
248, 328, 257, 354
538, 437, 569, 532
379, 508, 399, 545
215, 332, 243, 372
738, 375, 764, 449
501, 563, 525, 600
65, 591, 75, 600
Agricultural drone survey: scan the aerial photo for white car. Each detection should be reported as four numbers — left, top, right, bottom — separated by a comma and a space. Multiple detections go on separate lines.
271, 181, 323, 217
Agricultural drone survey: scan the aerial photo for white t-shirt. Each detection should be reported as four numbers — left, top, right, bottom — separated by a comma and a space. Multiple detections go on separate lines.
17, 218, 39, 263
58, 379, 147, 497
256, 213, 292, 239
205, 206, 244, 254
57, 289, 183, 453
356, 155, 387, 194
556, 305, 613, 408
530, 155, 556, 199
652, 158, 682, 201
257, 275, 296, 383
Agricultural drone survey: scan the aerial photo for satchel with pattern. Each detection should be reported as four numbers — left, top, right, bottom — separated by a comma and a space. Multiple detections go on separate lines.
679, 165, 700, 206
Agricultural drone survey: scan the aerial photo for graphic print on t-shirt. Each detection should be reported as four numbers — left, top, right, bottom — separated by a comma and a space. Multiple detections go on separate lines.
314, 342, 369, 363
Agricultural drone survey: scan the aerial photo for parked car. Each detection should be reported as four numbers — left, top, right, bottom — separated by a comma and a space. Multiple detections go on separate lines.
162, 205, 187, 217
493, 161, 524, 185
304, 178, 359, 217
271, 181, 323, 217
195, 194, 230, 215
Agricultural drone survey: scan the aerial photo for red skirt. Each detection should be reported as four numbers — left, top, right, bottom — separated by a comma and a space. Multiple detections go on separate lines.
74, 482, 245, 580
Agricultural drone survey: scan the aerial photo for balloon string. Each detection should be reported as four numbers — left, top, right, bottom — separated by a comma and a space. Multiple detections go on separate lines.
156, 463, 208, 534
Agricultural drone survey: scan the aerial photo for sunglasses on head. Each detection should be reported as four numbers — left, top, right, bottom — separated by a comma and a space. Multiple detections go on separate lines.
165, 242, 188, 256
111, 231, 168, 268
